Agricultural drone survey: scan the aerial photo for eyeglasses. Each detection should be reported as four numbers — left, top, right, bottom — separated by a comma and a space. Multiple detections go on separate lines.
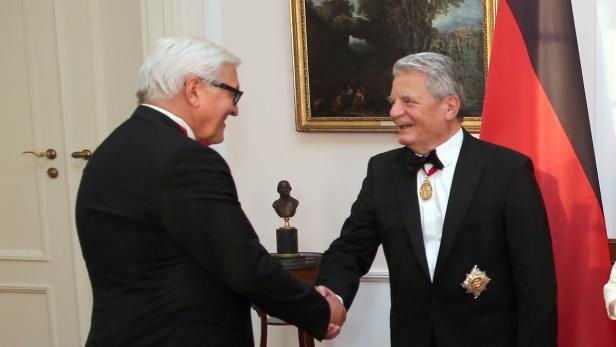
201, 78, 243, 105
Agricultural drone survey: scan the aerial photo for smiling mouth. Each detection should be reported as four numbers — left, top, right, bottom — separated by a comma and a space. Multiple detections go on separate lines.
398, 124, 414, 130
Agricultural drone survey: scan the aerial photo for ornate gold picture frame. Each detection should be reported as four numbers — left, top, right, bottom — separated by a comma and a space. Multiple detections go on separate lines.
290, 0, 497, 133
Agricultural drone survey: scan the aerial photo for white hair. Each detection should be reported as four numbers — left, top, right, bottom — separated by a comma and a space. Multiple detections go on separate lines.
136, 37, 241, 103
393, 52, 465, 118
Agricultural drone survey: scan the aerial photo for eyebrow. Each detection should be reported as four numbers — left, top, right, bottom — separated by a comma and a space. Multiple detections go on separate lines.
389, 94, 419, 104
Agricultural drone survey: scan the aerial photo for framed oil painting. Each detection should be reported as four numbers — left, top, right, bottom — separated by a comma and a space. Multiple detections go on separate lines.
290, 0, 497, 133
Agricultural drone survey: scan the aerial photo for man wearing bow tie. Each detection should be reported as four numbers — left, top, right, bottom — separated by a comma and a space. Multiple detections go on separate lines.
316, 52, 557, 346
75, 37, 345, 346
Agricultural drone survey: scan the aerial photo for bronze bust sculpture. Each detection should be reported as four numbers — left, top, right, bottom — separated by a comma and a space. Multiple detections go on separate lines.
272, 180, 300, 255
272, 180, 299, 228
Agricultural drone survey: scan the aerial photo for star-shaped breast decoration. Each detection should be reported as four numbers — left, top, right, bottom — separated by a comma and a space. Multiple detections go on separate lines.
461, 265, 491, 299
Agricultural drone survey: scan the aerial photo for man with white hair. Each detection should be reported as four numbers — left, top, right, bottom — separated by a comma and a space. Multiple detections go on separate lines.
316, 52, 557, 346
76, 37, 345, 346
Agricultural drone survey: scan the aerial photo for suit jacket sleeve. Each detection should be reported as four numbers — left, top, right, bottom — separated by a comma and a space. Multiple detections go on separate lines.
505, 156, 557, 346
317, 157, 381, 309
160, 147, 329, 339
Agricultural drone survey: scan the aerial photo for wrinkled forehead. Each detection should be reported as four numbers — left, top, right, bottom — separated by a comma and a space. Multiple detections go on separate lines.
390, 71, 432, 98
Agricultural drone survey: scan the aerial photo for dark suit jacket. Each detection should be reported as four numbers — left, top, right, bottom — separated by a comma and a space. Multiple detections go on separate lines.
76, 106, 329, 346
317, 130, 557, 347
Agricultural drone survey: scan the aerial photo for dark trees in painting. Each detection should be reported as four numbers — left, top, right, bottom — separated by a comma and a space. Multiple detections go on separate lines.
306, 0, 484, 118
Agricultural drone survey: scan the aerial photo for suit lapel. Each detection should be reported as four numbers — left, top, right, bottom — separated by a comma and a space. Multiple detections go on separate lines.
393, 148, 431, 280
433, 130, 484, 282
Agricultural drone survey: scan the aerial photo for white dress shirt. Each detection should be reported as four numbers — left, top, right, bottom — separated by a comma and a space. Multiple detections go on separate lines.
142, 103, 196, 140
416, 127, 463, 281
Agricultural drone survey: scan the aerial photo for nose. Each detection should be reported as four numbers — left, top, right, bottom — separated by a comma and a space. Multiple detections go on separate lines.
389, 99, 403, 120
230, 104, 239, 117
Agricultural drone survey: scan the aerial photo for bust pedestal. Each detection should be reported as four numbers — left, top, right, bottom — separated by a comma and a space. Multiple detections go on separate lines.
276, 226, 299, 255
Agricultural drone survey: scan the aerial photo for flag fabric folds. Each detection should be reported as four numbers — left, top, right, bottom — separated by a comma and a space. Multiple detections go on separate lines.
481, 0, 615, 345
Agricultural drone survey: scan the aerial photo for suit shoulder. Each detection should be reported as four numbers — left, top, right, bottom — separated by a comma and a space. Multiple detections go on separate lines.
475, 139, 530, 160
370, 147, 408, 164
476, 138, 532, 165
126, 115, 224, 161
88, 116, 228, 180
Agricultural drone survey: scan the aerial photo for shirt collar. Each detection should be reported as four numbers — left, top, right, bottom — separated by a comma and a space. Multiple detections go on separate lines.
434, 127, 463, 169
141, 103, 196, 140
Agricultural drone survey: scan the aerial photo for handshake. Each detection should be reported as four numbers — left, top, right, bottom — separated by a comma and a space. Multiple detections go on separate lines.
316, 285, 347, 340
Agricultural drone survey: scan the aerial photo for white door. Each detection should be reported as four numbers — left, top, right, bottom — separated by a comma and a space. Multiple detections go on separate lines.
0, 0, 146, 345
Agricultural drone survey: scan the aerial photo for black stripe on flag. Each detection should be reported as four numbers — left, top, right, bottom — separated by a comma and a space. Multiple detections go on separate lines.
507, 0, 602, 205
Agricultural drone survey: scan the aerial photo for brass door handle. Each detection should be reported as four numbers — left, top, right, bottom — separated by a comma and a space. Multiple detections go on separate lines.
71, 149, 92, 160
22, 149, 57, 160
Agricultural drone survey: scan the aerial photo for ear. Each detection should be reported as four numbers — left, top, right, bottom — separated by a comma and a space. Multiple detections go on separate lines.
443, 95, 461, 121
183, 76, 203, 108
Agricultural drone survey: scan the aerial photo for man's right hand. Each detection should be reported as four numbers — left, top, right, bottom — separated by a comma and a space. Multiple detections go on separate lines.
316, 285, 346, 339
609, 300, 616, 319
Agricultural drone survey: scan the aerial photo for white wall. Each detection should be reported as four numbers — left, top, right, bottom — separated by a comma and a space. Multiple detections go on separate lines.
595, 0, 616, 238
194, 0, 613, 346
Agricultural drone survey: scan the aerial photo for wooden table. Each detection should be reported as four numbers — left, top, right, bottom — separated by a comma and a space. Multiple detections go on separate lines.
255, 252, 322, 347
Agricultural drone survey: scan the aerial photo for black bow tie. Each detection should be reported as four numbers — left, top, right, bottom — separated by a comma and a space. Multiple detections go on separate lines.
407, 149, 444, 174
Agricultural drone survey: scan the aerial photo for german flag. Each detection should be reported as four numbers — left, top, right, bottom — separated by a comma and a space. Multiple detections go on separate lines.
480, 0, 615, 345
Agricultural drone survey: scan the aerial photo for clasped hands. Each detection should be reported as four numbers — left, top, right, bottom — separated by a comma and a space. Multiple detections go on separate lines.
316, 285, 347, 339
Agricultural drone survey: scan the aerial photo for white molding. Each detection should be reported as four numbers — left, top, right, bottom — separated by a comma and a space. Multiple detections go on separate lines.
139, 0, 152, 57
140, 0, 166, 56
0, 283, 50, 293
140, 0, 206, 46
0, 284, 58, 347
140, 0, 175, 54
0, 249, 48, 261
361, 270, 390, 282
162, 0, 177, 35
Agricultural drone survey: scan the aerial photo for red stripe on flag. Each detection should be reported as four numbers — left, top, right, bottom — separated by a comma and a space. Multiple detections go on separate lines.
481, 1, 615, 346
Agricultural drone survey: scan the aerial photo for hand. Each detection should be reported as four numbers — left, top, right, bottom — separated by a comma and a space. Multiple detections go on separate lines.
316, 285, 346, 339
325, 323, 341, 340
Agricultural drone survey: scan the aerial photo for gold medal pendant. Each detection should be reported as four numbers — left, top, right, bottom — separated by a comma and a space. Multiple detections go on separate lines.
419, 176, 433, 201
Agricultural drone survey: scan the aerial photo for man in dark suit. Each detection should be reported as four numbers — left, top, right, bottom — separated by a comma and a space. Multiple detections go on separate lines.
316, 52, 557, 346
75, 37, 345, 346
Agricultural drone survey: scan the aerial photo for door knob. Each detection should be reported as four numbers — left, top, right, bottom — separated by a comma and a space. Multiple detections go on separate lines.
47, 168, 59, 178
71, 149, 92, 160
22, 149, 57, 160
